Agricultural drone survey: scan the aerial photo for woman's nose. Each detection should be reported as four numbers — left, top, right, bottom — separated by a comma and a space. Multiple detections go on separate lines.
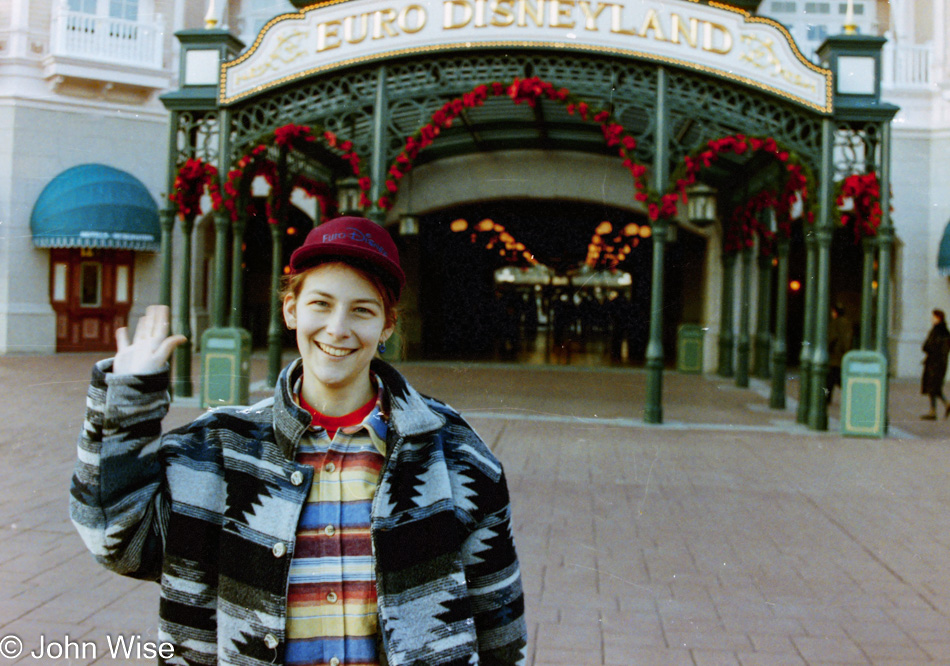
324, 308, 350, 337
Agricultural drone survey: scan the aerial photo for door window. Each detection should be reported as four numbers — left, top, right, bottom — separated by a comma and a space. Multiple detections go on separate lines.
80, 262, 103, 307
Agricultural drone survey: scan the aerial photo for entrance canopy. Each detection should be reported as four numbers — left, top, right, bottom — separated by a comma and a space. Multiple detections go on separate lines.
31, 164, 160, 251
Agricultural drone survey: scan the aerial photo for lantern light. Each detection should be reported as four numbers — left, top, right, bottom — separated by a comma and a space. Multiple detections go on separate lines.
624, 223, 639, 236
639, 226, 652, 238
595, 221, 613, 235
451, 219, 468, 232
335, 176, 364, 216
686, 183, 718, 227
476, 219, 494, 232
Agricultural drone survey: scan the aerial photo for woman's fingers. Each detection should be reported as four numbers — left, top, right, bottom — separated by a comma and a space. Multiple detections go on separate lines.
156, 335, 188, 364
115, 327, 131, 352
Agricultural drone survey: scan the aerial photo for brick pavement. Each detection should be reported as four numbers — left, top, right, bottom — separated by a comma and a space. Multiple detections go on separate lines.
1, 353, 949, 665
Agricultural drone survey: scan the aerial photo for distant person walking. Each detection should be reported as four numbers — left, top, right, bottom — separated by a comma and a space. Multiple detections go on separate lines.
826, 303, 853, 404
921, 308, 950, 419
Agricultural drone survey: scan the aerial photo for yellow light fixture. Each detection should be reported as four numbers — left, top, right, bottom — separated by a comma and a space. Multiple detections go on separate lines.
450, 219, 468, 232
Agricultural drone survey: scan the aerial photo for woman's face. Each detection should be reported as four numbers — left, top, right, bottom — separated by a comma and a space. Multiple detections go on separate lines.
283, 263, 394, 395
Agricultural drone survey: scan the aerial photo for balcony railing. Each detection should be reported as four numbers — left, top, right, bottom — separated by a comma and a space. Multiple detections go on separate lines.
882, 42, 933, 90
50, 9, 163, 70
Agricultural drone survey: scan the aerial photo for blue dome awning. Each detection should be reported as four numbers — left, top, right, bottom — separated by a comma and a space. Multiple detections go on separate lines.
30, 164, 160, 251
940, 219, 950, 277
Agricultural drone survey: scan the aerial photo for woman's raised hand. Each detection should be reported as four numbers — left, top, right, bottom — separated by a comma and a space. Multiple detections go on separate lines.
113, 305, 188, 376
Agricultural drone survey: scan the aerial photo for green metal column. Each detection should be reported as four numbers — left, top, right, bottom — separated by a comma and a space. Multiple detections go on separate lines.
160, 111, 179, 308
212, 210, 230, 328
736, 247, 753, 387
173, 215, 195, 397
369, 66, 388, 220
643, 66, 670, 425
159, 208, 175, 307
753, 251, 773, 379
808, 118, 836, 431
718, 252, 736, 377
267, 147, 290, 386
212, 108, 232, 329
229, 214, 246, 328
797, 228, 817, 424
874, 123, 893, 434
770, 238, 790, 409
859, 236, 876, 349
267, 222, 284, 386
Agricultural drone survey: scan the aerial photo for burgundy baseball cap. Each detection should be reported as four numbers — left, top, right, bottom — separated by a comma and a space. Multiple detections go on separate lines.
289, 216, 406, 297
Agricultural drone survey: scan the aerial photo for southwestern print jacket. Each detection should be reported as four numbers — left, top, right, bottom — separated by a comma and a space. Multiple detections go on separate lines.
70, 358, 527, 666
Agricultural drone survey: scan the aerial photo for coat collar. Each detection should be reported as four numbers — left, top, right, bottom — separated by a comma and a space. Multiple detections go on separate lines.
272, 358, 444, 460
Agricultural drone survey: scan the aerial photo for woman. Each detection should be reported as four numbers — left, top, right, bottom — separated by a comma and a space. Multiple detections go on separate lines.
70, 216, 527, 666
921, 308, 950, 420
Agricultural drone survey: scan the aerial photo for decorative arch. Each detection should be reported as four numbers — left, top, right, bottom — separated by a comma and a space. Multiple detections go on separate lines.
376, 76, 646, 212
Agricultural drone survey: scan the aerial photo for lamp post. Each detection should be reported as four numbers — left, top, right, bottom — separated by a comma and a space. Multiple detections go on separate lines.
811, 31, 899, 430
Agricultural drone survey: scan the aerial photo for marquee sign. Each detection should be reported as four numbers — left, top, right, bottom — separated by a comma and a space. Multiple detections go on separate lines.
221, 0, 832, 113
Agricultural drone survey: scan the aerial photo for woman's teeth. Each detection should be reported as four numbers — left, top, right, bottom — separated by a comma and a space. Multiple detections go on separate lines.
317, 342, 354, 357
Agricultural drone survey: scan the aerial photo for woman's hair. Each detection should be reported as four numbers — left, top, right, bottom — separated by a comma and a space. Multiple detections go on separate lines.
280, 259, 400, 330
934, 309, 946, 325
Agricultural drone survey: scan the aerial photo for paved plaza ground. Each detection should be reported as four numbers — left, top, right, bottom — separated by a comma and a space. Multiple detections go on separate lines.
2, 352, 950, 665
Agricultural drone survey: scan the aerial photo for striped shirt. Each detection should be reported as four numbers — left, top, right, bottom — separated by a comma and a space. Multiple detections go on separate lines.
286, 378, 387, 666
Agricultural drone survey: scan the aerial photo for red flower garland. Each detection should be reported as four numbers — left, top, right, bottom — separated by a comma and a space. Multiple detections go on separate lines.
222, 124, 371, 225
668, 133, 817, 252
836, 172, 883, 241
378, 77, 645, 212
723, 191, 778, 255
169, 157, 223, 221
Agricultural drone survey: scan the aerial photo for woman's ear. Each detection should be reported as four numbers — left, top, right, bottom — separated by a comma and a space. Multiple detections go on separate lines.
282, 294, 297, 330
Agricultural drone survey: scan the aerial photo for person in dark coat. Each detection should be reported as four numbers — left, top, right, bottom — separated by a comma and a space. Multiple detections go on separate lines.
826, 303, 853, 404
921, 308, 950, 419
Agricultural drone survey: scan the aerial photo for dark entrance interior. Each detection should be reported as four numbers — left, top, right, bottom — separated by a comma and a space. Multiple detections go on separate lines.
416, 199, 707, 366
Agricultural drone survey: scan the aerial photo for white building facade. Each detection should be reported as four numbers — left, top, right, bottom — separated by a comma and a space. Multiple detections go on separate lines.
1, 0, 948, 383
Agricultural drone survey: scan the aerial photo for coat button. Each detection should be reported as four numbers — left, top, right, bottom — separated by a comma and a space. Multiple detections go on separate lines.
272, 542, 287, 558
324, 524, 336, 537
327, 591, 338, 603
324, 462, 336, 473
290, 470, 304, 486
329, 658, 341, 666
264, 633, 279, 649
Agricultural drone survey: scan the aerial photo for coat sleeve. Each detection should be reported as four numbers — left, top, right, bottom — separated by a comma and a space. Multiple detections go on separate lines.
453, 429, 528, 665
69, 359, 172, 580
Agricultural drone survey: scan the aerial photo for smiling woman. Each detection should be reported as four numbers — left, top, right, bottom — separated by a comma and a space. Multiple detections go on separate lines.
69, 215, 528, 666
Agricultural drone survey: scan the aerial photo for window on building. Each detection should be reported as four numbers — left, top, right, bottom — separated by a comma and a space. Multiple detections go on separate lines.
68, 0, 98, 13
806, 24, 828, 40
80, 262, 102, 307
109, 0, 139, 21
805, 2, 831, 13
771, 2, 797, 12
838, 3, 864, 14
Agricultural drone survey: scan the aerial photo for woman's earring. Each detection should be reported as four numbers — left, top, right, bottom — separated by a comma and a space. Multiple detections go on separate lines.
377, 341, 387, 354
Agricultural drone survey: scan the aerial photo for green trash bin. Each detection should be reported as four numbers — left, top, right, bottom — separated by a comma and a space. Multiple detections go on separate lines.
677, 324, 705, 374
840, 350, 888, 438
201, 327, 252, 408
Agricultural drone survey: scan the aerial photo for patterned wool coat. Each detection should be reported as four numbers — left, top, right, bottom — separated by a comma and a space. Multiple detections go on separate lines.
70, 358, 527, 666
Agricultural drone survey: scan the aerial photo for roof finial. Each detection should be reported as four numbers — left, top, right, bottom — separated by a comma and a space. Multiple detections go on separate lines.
843, 0, 857, 35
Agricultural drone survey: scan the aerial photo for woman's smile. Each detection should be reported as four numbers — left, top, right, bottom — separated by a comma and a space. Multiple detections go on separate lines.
316, 341, 357, 357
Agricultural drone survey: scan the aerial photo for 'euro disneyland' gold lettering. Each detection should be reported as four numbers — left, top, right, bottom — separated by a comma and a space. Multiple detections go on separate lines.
670, 13, 698, 47
577, 1, 608, 31
398, 5, 426, 33
372, 9, 399, 39
491, 0, 516, 27
343, 14, 369, 44
703, 21, 732, 54
740, 33, 817, 91
444, 0, 472, 28
609, 4, 637, 36
518, 0, 545, 27
639, 9, 666, 41
317, 20, 342, 51
550, 0, 575, 28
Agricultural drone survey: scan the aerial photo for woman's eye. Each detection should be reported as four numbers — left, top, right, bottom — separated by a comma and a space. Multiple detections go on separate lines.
354, 307, 374, 315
